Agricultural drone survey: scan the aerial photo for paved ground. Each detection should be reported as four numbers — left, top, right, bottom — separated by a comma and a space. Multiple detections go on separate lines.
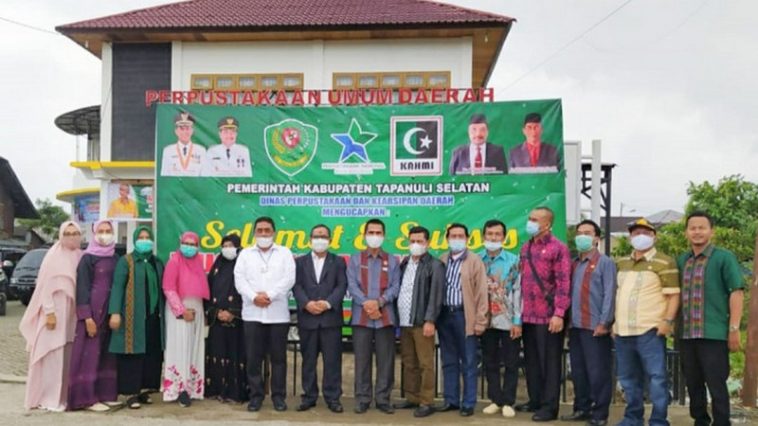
1, 301, 755, 425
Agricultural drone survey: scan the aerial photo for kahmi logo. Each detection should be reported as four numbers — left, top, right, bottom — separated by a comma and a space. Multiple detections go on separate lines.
390, 116, 443, 176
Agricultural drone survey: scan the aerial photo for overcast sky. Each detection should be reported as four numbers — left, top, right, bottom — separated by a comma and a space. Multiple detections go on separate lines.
1, 0, 756, 218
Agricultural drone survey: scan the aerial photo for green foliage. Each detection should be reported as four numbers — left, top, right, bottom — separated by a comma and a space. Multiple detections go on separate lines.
17, 199, 69, 240
612, 235, 632, 258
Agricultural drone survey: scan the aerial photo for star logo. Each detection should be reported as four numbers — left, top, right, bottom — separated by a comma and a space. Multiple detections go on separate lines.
330, 119, 378, 163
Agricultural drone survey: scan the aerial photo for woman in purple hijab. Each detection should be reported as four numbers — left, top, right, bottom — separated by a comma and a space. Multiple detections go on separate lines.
67, 220, 121, 411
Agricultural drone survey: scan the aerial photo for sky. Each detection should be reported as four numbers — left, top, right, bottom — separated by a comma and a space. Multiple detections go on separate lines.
1, 0, 756, 218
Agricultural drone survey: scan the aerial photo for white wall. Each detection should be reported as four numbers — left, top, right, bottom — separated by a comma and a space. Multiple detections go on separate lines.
172, 38, 472, 90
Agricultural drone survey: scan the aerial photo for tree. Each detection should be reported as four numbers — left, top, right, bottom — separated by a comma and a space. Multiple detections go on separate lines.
17, 198, 70, 240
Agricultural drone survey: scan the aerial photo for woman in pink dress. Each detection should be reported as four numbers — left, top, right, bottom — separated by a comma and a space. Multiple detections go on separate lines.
19, 221, 83, 411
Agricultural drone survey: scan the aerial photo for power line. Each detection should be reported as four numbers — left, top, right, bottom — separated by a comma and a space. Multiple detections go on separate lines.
0, 15, 60, 36
502, 0, 635, 92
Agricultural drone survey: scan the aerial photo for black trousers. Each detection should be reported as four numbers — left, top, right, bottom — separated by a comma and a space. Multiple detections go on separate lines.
116, 313, 162, 395
243, 321, 289, 403
522, 323, 564, 417
299, 326, 342, 404
481, 328, 521, 407
352, 326, 395, 405
568, 328, 613, 421
680, 339, 731, 426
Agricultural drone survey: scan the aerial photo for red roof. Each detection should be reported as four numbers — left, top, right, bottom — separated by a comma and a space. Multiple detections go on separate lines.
57, 0, 513, 32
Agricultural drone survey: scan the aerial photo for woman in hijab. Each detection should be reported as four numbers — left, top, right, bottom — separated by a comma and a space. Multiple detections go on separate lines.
162, 231, 209, 408
108, 226, 165, 409
67, 219, 120, 411
204, 234, 248, 403
19, 221, 82, 411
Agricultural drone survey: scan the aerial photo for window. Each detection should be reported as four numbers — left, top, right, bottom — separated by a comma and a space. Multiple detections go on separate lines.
190, 73, 304, 91
332, 71, 451, 89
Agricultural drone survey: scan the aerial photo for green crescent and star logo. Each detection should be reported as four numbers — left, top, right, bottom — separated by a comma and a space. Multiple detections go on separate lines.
390, 115, 443, 176
264, 119, 318, 177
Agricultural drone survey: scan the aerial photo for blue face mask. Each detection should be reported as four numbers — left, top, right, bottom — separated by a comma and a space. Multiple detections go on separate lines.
574, 235, 594, 252
180, 244, 198, 258
448, 238, 467, 253
526, 220, 541, 236
135, 239, 154, 254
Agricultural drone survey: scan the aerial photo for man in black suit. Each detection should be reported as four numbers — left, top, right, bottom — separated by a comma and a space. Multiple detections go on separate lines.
449, 114, 507, 175
508, 113, 561, 173
293, 224, 348, 413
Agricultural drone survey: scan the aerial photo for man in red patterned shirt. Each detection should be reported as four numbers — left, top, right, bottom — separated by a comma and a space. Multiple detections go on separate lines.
514, 206, 571, 422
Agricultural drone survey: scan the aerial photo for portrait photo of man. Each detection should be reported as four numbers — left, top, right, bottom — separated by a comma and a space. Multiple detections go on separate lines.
107, 182, 137, 219
449, 114, 506, 176
202, 116, 253, 177
508, 112, 561, 174
160, 111, 206, 177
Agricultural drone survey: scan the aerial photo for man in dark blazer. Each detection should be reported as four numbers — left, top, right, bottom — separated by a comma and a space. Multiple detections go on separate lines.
293, 224, 348, 413
508, 113, 561, 173
449, 114, 507, 175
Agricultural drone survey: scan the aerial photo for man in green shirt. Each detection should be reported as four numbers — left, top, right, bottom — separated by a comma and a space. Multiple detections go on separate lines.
677, 211, 744, 426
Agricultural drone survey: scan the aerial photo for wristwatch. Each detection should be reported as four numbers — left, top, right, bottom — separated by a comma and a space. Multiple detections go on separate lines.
729, 325, 739, 333
662, 319, 674, 326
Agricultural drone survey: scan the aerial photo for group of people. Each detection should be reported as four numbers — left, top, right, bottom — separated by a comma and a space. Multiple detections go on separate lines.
19, 209, 743, 426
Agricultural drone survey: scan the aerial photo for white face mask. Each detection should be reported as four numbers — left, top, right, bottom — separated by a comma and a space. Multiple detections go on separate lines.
221, 247, 237, 260
409, 243, 427, 257
365, 235, 384, 249
483, 240, 503, 252
256, 236, 273, 249
96, 233, 114, 246
311, 238, 329, 253
630, 234, 655, 251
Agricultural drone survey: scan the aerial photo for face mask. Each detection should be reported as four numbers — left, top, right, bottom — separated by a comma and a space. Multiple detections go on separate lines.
526, 220, 541, 236
61, 236, 81, 250
630, 234, 655, 251
221, 247, 238, 260
448, 238, 467, 253
180, 244, 198, 258
409, 243, 427, 257
134, 239, 153, 254
365, 235, 384, 249
483, 240, 503, 252
96, 233, 114, 246
311, 238, 329, 253
574, 235, 594, 252
256, 236, 273, 249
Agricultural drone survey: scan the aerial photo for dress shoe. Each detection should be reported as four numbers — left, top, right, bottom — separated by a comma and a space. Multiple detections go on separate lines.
435, 402, 460, 412
586, 419, 608, 426
532, 412, 558, 422
515, 402, 538, 412
247, 400, 262, 412
414, 405, 435, 418
376, 403, 395, 414
354, 402, 370, 414
327, 401, 344, 413
272, 399, 287, 412
460, 406, 475, 417
177, 391, 191, 408
393, 400, 419, 409
561, 410, 591, 421
296, 401, 316, 412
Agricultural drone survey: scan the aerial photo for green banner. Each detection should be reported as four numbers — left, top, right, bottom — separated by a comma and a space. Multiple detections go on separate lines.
155, 100, 566, 263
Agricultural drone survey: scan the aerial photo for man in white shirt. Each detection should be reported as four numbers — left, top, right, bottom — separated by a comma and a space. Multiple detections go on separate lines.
234, 216, 295, 412
202, 116, 253, 177
160, 111, 206, 177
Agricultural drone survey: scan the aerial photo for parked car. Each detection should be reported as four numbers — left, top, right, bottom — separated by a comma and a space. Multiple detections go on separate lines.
10, 248, 48, 306
0, 267, 7, 316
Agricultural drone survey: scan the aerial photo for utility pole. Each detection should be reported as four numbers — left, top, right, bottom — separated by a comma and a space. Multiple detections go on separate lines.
742, 232, 758, 407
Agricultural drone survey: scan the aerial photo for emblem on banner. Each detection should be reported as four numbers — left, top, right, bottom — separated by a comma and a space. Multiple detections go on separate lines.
321, 118, 386, 175
389, 115, 443, 176
264, 119, 318, 177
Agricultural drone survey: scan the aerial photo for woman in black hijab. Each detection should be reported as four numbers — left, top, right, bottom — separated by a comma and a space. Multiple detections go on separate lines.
204, 234, 248, 402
